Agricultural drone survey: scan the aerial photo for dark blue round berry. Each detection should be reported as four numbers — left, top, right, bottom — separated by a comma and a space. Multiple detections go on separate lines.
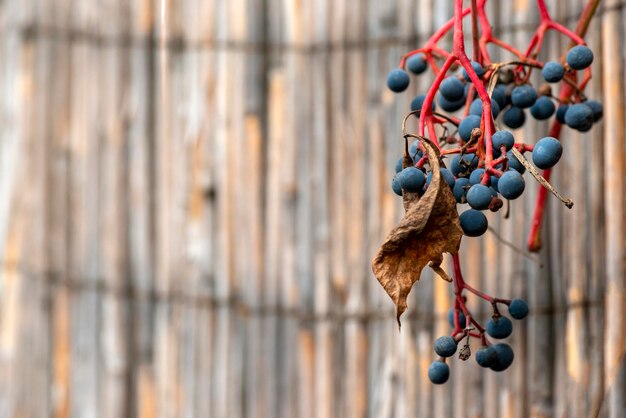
503, 106, 526, 129
511, 85, 538, 108
438, 94, 467, 112
466, 184, 493, 210
453, 177, 471, 203
411, 94, 436, 112
395, 157, 403, 173
532, 137, 563, 169
492, 130, 515, 151
490, 343, 515, 372
459, 115, 481, 141
556, 105, 569, 124
530, 96, 556, 120
409, 141, 422, 159
434, 336, 458, 357
469, 98, 500, 118
387, 69, 410, 92
448, 309, 467, 328
428, 361, 450, 384
506, 151, 526, 174
426, 168, 455, 189
508, 299, 529, 320
585, 100, 603, 122
542, 61, 565, 83
440, 77, 465, 101
566, 45, 594, 70
460, 209, 488, 237
407, 54, 428, 75
397, 167, 426, 192
490, 175, 499, 192
498, 170, 525, 200
476, 346, 498, 368
469, 168, 485, 185
491, 84, 508, 108
486, 316, 513, 339
462, 61, 485, 82
391, 176, 403, 196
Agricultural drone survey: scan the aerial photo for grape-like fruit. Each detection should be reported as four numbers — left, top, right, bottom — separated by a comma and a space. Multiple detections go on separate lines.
451, 154, 476, 176
387, 69, 410, 92
556, 105, 569, 124
391, 176, 403, 196
486, 316, 513, 339
440, 77, 465, 101
490, 343, 515, 372
542, 61, 565, 82
434, 336, 458, 357
397, 167, 426, 192
411, 94, 436, 112
438, 94, 466, 112
532, 136, 563, 169
428, 361, 450, 384
448, 309, 467, 328
530, 96, 556, 120
407, 54, 428, 75
426, 168, 456, 189
508, 299, 529, 319
511, 85, 538, 108
466, 184, 493, 210
476, 346, 498, 368
566, 45, 594, 70
453, 178, 471, 203
462, 61, 485, 81
503, 106, 526, 129
492, 130, 515, 151
469, 168, 485, 185
395, 158, 403, 174
469, 98, 500, 118
491, 84, 508, 108
506, 151, 526, 174
585, 100, 603, 122
498, 170, 525, 200
459, 115, 481, 141
460, 209, 488, 237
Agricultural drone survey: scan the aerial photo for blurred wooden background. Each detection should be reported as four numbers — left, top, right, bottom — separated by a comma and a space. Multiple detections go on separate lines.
0, 0, 624, 417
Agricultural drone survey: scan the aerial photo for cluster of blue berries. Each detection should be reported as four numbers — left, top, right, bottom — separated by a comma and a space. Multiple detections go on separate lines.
428, 299, 529, 384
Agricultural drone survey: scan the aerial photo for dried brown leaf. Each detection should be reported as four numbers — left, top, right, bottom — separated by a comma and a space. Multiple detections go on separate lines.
372, 137, 462, 326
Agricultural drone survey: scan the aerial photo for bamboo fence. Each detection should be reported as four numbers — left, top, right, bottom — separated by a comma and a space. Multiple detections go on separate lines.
0, 0, 624, 417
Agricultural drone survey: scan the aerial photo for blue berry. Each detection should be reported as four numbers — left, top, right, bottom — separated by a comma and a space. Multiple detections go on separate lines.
462, 61, 485, 82
460, 209, 488, 236
503, 106, 526, 129
556, 105, 569, 124
450, 154, 477, 176
387, 69, 410, 92
506, 151, 526, 174
469, 98, 500, 118
511, 85, 538, 108
407, 54, 428, 75
434, 336, 458, 357
491, 84, 508, 108
476, 346, 498, 368
409, 141, 422, 160
469, 168, 485, 185
428, 361, 450, 384
397, 167, 426, 192
448, 309, 467, 328
411, 94, 436, 112
426, 168, 455, 189
542, 61, 565, 82
530, 96, 556, 120
395, 157, 403, 173
440, 77, 465, 101
498, 170, 525, 200
532, 137, 563, 169
453, 177, 471, 203
391, 176, 403, 196
466, 184, 493, 210
508, 299, 529, 320
486, 316, 513, 339
492, 130, 515, 151
490, 175, 499, 192
459, 115, 481, 141
438, 94, 467, 112
585, 100, 603, 122
490, 343, 515, 372
566, 45, 594, 70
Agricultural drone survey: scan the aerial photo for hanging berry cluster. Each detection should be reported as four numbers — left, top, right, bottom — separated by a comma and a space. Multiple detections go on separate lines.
375, 0, 601, 384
